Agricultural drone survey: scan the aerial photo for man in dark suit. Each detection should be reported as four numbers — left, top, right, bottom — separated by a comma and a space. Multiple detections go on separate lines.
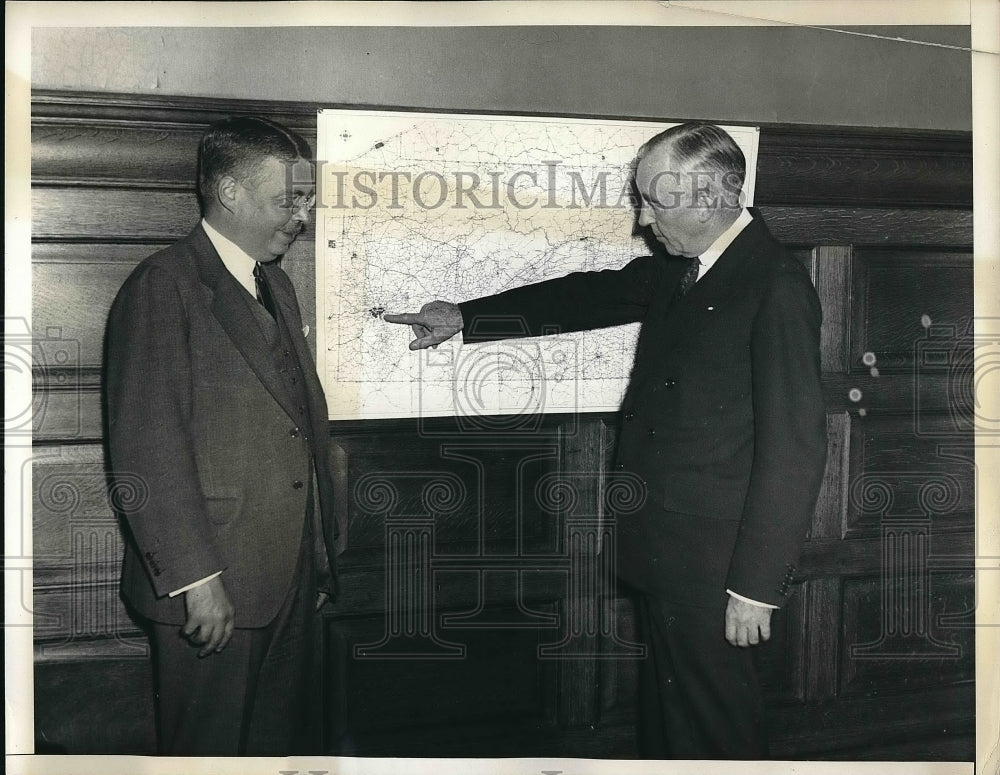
385, 123, 828, 759
106, 116, 338, 755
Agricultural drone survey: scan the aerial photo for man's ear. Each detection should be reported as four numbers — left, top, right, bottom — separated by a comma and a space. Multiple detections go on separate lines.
695, 187, 718, 222
216, 175, 240, 215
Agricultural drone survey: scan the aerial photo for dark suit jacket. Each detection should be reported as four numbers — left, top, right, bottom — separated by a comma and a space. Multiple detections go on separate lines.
460, 211, 827, 606
106, 225, 338, 627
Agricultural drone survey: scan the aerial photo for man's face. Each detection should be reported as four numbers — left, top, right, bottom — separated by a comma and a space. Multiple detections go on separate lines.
232, 156, 315, 262
634, 152, 712, 258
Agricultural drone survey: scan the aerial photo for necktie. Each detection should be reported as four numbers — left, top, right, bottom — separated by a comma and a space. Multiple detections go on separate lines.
675, 257, 702, 299
253, 262, 278, 320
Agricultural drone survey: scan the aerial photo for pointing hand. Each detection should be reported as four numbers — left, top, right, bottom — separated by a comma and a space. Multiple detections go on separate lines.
383, 301, 464, 350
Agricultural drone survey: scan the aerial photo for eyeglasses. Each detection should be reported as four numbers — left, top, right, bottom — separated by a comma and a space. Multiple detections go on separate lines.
283, 192, 316, 212
239, 181, 316, 212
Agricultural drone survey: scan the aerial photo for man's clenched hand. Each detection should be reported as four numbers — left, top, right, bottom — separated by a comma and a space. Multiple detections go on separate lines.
182, 576, 235, 657
383, 301, 463, 350
725, 596, 772, 647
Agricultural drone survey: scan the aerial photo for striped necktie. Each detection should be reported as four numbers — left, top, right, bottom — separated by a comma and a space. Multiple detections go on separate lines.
675, 257, 702, 299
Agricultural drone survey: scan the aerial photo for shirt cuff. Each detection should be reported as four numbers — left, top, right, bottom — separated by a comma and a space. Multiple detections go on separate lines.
726, 589, 778, 609
169, 571, 223, 598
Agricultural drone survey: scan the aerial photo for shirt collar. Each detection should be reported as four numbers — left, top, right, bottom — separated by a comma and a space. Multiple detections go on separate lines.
696, 208, 753, 281
201, 218, 258, 298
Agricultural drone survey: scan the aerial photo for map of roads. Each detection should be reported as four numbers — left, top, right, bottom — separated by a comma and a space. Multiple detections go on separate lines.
316, 110, 758, 421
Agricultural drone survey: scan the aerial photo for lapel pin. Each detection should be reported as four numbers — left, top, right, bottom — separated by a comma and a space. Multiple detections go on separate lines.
706, 306, 715, 311
302, 325, 310, 337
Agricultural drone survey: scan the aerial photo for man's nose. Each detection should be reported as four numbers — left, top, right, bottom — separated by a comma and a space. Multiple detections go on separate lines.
291, 205, 310, 226
637, 204, 653, 227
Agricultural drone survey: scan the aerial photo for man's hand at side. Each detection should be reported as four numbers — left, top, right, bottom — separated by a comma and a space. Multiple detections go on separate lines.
182, 575, 235, 657
383, 301, 463, 350
725, 596, 772, 647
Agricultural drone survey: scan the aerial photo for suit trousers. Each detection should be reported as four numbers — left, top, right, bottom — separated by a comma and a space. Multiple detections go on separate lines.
635, 593, 768, 760
150, 505, 318, 756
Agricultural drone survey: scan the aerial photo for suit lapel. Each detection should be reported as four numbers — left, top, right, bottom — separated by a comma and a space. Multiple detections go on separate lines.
189, 225, 302, 424
262, 260, 330, 444
657, 215, 767, 350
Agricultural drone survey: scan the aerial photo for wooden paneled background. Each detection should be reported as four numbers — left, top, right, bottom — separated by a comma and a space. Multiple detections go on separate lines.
29, 90, 975, 759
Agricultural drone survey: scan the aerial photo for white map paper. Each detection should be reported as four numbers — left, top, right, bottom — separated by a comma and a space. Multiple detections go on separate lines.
316, 110, 759, 421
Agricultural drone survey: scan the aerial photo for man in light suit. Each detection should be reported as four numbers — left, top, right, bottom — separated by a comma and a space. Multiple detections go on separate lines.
106, 117, 337, 755
385, 123, 828, 759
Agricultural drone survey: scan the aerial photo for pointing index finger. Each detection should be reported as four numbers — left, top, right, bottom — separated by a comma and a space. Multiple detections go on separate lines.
383, 312, 421, 325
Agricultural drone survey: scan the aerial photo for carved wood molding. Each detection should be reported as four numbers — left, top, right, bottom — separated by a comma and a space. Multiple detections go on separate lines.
32, 89, 972, 209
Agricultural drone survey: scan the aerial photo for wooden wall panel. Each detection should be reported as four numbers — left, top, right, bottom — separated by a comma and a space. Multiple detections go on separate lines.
333, 431, 563, 557
32, 243, 169, 265
32, 121, 204, 185
757, 584, 808, 704
33, 188, 199, 241
813, 246, 853, 373
755, 128, 971, 209
811, 412, 850, 539
34, 657, 156, 755
33, 581, 143, 647
840, 572, 975, 695
769, 684, 975, 759
32, 187, 975, 248
598, 595, 640, 715
846, 415, 975, 537
758, 207, 971, 247
30, 445, 144, 646
33, 261, 138, 368
29, 90, 976, 761
32, 387, 101, 444
851, 250, 974, 373
32, 91, 971, 209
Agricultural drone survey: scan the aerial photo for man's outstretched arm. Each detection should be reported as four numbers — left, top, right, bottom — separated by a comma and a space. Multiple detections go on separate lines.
384, 254, 669, 348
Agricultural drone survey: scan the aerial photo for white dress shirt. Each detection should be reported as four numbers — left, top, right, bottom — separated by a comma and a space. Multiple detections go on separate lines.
695, 207, 753, 283
201, 218, 259, 298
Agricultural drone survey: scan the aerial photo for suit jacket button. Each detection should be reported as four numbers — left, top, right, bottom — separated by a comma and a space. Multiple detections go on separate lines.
293, 480, 304, 489
615, 463, 625, 471
648, 428, 656, 438
625, 412, 635, 422
290, 427, 300, 438
664, 379, 676, 388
